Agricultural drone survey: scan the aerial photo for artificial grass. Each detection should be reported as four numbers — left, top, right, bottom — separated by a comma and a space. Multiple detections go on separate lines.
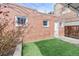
35, 38, 79, 56
23, 38, 79, 56
23, 43, 42, 56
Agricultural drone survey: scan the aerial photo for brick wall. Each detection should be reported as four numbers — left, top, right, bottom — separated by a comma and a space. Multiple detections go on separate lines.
0, 4, 54, 43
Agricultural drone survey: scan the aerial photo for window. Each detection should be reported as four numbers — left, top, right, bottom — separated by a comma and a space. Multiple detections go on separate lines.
15, 16, 28, 26
43, 20, 49, 27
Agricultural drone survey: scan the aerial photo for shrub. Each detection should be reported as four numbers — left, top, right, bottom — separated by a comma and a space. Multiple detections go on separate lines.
0, 19, 25, 56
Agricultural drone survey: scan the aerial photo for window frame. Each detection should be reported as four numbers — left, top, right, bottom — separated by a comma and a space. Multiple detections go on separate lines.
43, 20, 49, 28
15, 16, 28, 27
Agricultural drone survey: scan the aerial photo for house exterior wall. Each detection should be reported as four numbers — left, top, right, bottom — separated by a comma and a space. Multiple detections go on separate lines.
0, 4, 54, 42
54, 3, 79, 37
54, 4, 64, 17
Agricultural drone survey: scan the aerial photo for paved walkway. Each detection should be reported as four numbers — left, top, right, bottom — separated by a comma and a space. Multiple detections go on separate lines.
58, 36, 79, 44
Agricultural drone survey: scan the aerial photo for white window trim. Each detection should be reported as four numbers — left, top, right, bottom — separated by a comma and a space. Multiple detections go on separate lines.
43, 20, 49, 28
15, 16, 28, 27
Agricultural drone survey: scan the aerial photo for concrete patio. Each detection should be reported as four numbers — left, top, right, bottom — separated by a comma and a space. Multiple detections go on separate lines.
58, 36, 79, 44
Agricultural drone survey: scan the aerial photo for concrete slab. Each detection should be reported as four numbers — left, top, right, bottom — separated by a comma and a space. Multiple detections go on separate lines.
13, 43, 22, 56
58, 36, 79, 44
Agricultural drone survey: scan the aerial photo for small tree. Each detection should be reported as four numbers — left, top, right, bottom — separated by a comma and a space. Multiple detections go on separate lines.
0, 18, 25, 56
0, 21, 25, 56
0, 5, 27, 55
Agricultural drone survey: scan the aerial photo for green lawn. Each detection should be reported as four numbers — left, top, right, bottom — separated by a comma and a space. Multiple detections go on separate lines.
23, 38, 79, 56
23, 43, 42, 56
